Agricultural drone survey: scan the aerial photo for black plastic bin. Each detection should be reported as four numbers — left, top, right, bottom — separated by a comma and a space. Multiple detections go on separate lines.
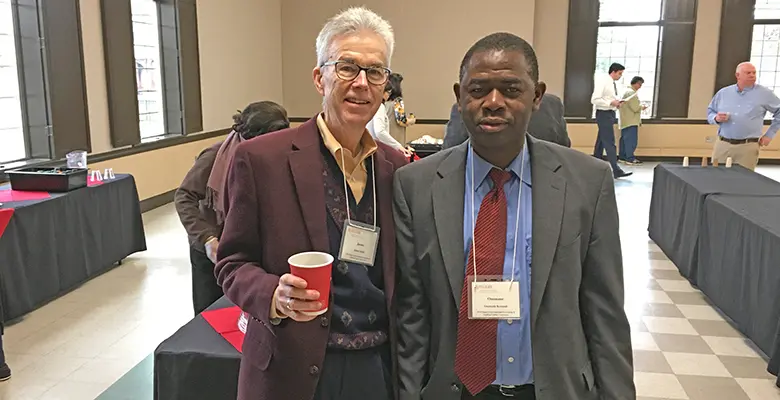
6, 167, 88, 192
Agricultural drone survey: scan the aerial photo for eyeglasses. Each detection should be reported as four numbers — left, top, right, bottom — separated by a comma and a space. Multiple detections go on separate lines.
321, 60, 391, 86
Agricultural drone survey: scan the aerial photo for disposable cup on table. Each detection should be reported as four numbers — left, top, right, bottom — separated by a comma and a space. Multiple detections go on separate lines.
288, 252, 333, 316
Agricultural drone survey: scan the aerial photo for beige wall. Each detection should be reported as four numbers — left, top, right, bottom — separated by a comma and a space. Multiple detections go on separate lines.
77, 0, 283, 199
688, 0, 722, 118
281, 0, 536, 119
72, 0, 736, 200
198, 0, 284, 131
79, 0, 284, 154
279, 0, 722, 120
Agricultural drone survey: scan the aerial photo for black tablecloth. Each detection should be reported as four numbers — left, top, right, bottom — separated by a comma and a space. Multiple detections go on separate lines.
697, 195, 780, 385
154, 296, 240, 400
0, 174, 146, 323
648, 164, 780, 283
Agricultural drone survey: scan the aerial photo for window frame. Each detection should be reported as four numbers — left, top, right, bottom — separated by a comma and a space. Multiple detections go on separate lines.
0, 0, 28, 164
0, 0, 91, 168
101, 0, 202, 148
564, 0, 698, 120
750, 1, 780, 119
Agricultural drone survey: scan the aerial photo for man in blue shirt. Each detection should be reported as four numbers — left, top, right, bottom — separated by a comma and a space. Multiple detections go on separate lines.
707, 62, 780, 170
394, 33, 634, 400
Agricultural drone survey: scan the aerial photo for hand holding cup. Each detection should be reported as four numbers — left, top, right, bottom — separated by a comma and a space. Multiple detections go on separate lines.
273, 274, 322, 322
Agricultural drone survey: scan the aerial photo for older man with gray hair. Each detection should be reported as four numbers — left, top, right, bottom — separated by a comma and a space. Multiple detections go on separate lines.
707, 61, 780, 170
215, 7, 407, 400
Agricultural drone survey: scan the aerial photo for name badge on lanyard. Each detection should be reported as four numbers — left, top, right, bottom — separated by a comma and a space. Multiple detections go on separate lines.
337, 152, 380, 267
468, 277, 521, 320
339, 220, 380, 266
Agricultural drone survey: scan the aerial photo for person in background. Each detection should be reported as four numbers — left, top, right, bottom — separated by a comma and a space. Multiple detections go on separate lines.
707, 61, 780, 170
394, 32, 634, 400
618, 76, 646, 165
443, 81, 570, 149
215, 7, 407, 400
367, 74, 413, 157
443, 102, 468, 149
0, 334, 9, 381
386, 72, 416, 144
526, 81, 570, 147
591, 62, 632, 178
174, 101, 289, 315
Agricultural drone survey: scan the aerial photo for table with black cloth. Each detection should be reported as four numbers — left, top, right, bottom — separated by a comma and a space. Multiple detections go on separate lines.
648, 164, 780, 284
0, 174, 146, 323
697, 195, 780, 387
154, 296, 240, 400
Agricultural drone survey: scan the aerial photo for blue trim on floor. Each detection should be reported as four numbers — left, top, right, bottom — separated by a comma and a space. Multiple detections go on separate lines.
95, 354, 154, 400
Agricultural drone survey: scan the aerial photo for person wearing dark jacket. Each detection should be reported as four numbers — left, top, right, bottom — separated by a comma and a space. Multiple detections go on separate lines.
174, 101, 289, 315
443, 81, 570, 149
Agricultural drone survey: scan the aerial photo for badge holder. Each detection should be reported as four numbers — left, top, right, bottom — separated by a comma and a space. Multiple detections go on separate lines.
467, 275, 521, 320
337, 152, 380, 267
338, 220, 380, 266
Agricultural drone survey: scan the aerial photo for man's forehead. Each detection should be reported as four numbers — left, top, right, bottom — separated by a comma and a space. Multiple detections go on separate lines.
464, 50, 530, 80
328, 34, 388, 65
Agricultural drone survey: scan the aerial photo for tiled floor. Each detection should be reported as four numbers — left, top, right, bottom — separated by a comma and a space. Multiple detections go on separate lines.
1, 162, 780, 399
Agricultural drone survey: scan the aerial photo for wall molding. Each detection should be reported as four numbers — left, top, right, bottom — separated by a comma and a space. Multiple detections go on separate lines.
140, 188, 177, 213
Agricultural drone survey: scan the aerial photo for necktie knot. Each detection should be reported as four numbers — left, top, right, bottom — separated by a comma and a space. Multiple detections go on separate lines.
488, 168, 511, 190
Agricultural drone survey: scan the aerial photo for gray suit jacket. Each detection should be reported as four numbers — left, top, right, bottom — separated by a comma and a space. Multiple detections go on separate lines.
393, 137, 634, 400
442, 95, 571, 149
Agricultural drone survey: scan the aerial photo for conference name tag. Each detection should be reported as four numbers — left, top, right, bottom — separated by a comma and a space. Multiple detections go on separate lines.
338, 221, 380, 266
468, 280, 521, 320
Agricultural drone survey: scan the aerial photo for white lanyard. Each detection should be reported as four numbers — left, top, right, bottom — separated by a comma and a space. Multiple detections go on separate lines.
340, 149, 377, 231
469, 146, 525, 283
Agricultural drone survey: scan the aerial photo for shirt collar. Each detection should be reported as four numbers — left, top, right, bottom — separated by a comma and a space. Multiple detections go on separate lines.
316, 113, 378, 165
469, 140, 531, 191
736, 84, 755, 93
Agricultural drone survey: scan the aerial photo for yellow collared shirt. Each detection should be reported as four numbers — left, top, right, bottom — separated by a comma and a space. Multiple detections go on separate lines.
316, 114, 378, 203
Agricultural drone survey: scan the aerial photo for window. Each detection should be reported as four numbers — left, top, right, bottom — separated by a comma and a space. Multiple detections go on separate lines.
131, 0, 165, 139
0, 0, 25, 164
751, 1, 780, 119
594, 0, 663, 118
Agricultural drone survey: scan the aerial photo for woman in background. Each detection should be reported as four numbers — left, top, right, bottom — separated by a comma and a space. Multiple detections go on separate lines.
386, 73, 416, 144
368, 73, 415, 157
174, 101, 289, 315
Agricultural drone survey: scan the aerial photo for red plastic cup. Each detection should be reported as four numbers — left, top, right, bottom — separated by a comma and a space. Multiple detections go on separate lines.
287, 251, 333, 316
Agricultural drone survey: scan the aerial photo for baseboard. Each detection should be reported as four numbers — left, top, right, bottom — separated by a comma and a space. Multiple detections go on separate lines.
140, 189, 176, 213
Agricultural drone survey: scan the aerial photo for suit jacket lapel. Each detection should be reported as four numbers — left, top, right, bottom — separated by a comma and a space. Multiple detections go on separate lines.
288, 118, 329, 253
528, 137, 566, 330
433, 144, 468, 305
374, 148, 397, 303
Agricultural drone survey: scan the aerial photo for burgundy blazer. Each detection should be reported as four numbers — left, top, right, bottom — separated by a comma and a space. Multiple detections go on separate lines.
215, 117, 408, 400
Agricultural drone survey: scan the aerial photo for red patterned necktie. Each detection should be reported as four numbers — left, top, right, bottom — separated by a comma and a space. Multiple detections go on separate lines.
455, 168, 511, 395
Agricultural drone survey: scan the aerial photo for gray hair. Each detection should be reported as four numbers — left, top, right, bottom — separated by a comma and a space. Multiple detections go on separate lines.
315, 7, 395, 67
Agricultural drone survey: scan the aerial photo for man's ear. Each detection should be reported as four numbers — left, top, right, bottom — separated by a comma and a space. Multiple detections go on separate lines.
533, 81, 547, 111
453, 83, 461, 113
313, 67, 325, 96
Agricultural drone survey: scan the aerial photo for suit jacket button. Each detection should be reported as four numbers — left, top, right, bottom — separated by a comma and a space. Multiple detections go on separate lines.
309, 365, 320, 376
451, 384, 460, 392
270, 317, 281, 326
320, 317, 329, 327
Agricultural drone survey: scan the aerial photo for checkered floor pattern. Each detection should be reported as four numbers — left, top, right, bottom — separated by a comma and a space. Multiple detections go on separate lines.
629, 245, 780, 400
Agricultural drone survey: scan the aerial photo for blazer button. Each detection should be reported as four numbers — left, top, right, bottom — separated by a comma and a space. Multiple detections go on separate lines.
309, 365, 320, 376
451, 384, 460, 392
270, 317, 281, 326
320, 316, 329, 327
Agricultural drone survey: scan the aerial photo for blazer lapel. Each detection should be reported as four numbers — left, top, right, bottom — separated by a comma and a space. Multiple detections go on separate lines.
528, 138, 566, 330
374, 148, 397, 303
432, 144, 468, 305
288, 118, 329, 253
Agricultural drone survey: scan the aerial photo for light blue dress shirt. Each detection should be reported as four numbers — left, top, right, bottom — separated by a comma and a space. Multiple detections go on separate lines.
707, 84, 780, 139
463, 143, 533, 386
